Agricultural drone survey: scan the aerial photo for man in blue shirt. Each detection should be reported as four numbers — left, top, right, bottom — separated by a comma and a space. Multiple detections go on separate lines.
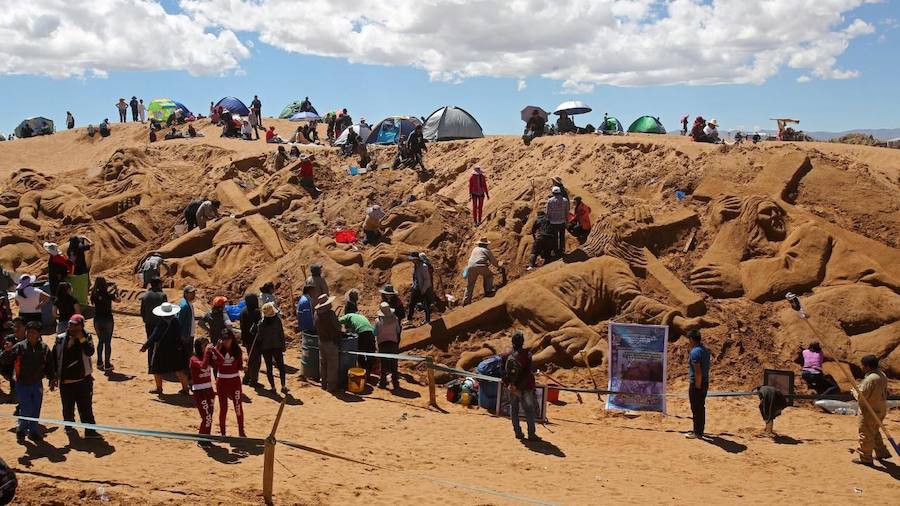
686, 329, 711, 439
296, 284, 316, 335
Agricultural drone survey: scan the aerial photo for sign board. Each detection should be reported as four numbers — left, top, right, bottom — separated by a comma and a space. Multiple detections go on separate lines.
607, 322, 669, 413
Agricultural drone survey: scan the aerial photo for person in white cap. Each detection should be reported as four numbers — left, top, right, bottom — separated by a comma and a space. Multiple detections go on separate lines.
462, 238, 500, 305
141, 302, 190, 395
314, 294, 341, 392
545, 187, 569, 258
703, 119, 720, 142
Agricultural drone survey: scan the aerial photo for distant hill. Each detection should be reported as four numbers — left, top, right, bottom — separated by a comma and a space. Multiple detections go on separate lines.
805, 128, 900, 141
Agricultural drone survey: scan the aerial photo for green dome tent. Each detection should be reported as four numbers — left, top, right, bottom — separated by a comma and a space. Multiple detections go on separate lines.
627, 116, 666, 134
147, 98, 177, 122
279, 100, 319, 119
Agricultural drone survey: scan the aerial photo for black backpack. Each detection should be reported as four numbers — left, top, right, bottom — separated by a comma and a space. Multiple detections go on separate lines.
504, 352, 524, 386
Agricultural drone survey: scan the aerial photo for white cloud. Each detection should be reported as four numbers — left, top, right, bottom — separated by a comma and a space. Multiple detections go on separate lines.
180, 0, 876, 87
0, 0, 250, 78
516, 79, 527, 92
796, 75, 812, 83
0, 0, 877, 87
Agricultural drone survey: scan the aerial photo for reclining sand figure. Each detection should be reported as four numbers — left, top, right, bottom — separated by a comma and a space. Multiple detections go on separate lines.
689, 194, 900, 375
406, 220, 717, 370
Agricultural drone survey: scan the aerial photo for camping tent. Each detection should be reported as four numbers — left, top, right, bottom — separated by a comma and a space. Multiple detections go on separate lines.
335, 124, 372, 146
172, 101, 192, 117
366, 116, 422, 145
215, 96, 251, 116
147, 98, 177, 121
279, 101, 319, 119
14, 117, 54, 138
627, 116, 666, 134
422, 106, 484, 141
600, 116, 624, 134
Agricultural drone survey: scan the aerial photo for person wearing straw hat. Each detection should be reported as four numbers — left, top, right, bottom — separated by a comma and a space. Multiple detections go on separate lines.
703, 119, 720, 142
314, 294, 342, 393
44, 242, 71, 297
13, 275, 50, 325
408, 253, 435, 325
379, 283, 406, 321
141, 302, 190, 395
462, 238, 500, 305
257, 302, 288, 393
199, 296, 233, 346
49, 314, 102, 439
374, 302, 402, 389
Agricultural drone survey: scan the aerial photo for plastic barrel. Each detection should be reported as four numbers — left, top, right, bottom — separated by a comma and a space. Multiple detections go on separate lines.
300, 332, 320, 380
347, 367, 366, 394
339, 333, 359, 389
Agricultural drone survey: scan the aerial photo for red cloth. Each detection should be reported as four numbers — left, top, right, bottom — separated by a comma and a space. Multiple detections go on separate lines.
298, 160, 314, 178
265, 129, 275, 142
471, 194, 485, 224
217, 377, 244, 435
189, 352, 214, 387
50, 254, 73, 275
573, 202, 591, 230
193, 388, 216, 435
211, 346, 242, 375
468, 173, 488, 196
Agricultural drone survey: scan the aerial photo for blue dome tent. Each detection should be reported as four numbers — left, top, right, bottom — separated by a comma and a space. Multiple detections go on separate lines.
366, 116, 422, 145
214, 96, 250, 116
173, 101, 192, 117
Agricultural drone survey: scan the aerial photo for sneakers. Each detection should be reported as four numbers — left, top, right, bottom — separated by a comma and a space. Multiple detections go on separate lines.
16, 433, 25, 444
28, 432, 44, 442
685, 432, 701, 439
84, 430, 103, 439
514, 432, 525, 440
527, 434, 542, 442
852, 457, 875, 467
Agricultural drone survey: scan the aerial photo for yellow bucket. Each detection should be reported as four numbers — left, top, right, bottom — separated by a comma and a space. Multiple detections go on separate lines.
348, 367, 366, 394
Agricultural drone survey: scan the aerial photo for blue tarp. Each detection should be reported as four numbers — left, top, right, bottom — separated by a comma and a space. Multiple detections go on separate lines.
173, 101, 193, 117
215, 96, 251, 116
366, 116, 421, 145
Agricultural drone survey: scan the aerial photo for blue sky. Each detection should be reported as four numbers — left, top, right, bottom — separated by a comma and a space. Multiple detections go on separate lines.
1, 0, 897, 136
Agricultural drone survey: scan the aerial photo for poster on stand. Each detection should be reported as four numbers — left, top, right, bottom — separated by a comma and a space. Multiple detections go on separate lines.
607, 322, 669, 413
496, 384, 549, 422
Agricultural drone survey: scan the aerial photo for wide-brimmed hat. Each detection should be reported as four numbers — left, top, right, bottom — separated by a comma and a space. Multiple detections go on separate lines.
315, 294, 335, 310
16, 274, 33, 290
379, 284, 397, 295
43, 242, 60, 256
152, 302, 181, 317
476, 237, 490, 246
212, 296, 228, 308
262, 302, 277, 317
377, 301, 395, 317
708, 119, 719, 127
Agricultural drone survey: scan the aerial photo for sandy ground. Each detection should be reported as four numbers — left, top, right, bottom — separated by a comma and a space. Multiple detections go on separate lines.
1, 314, 898, 505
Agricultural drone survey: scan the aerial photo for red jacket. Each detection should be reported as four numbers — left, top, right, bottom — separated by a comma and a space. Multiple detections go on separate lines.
298, 160, 314, 178
189, 351, 214, 390
212, 345, 242, 379
469, 172, 488, 196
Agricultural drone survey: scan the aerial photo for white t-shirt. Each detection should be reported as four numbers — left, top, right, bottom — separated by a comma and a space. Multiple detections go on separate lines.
16, 286, 47, 313
704, 125, 719, 138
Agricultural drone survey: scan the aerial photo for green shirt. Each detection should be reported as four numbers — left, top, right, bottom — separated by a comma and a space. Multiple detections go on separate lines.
339, 313, 374, 334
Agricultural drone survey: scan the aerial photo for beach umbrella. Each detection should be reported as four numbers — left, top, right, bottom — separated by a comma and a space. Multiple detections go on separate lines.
520, 106, 548, 122
554, 100, 592, 115
289, 111, 322, 122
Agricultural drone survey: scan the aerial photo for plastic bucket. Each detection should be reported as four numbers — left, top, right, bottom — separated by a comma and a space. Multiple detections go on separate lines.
348, 368, 366, 393
547, 386, 560, 403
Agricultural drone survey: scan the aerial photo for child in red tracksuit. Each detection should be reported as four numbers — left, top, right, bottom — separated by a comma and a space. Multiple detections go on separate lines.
212, 330, 245, 437
189, 337, 216, 436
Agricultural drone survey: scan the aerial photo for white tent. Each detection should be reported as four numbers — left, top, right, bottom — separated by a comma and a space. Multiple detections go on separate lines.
422, 106, 484, 141
334, 124, 372, 146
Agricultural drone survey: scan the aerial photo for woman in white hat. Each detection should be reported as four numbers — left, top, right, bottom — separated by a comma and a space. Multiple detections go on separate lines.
374, 302, 402, 389
141, 302, 190, 395
703, 119, 720, 143
13, 275, 50, 324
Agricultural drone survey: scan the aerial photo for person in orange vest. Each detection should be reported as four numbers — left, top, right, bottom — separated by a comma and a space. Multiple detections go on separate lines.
567, 196, 592, 243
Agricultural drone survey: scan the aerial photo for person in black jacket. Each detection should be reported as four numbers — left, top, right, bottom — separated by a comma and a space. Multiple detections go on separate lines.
139, 277, 167, 343
49, 314, 100, 438
90, 277, 118, 372
240, 293, 262, 387
0, 321, 55, 443
405, 125, 427, 172
141, 302, 190, 395
257, 302, 286, 393
527, 211, 555, 270
314, 295, 342, 393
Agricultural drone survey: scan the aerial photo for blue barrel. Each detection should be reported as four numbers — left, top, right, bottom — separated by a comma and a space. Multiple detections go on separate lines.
300, 332, 320, 380
339, 333, 359, 389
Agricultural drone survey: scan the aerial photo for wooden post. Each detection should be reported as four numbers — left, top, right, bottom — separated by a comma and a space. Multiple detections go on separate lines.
580, 351, 603, 401
425, 357, 437, 407
263, 396, 288, 505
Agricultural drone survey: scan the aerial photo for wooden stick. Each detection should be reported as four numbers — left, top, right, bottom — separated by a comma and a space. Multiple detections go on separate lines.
580, 351, 603, 401
538, 370, 583, 404
797, 317, 899, 457
263, 396, 288, 505
425, 356, 437, 407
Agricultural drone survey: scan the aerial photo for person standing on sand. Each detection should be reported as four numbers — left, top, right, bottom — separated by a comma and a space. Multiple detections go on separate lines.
141, 302, 190, 395
527, 210, 554, 271
241, 293, 263, 387
681, 115, 689, 136
116, 98, 128, 123
177, 285, 197, 351
13, 275, 49, 325
90, 278, 118, 372
251, 95, 263, 126
314, 295, 341, 393
305, 264, 329, 305
295, 284, 316, 336
407, 253, 435, 324
199, 296, 232, 346
685, 329, 711, 439
374, 302, 401, 390
138, 99, 146, 123
545, 186, 569, 258
852, 354, 890, 466
129, 97, 139, 122
1, 321, 55, 443
212, 329, 245, 436
44, 241, 71, 297
52, 283, 80, 335
462, 238, 499, 305
66, 111, 75, 130
339, 308, 375, 379
469, 166, 489, 226
248, 107, 261, 139
189, 336, 216, 438
50, 314, 101, 439
139, 277, 167, 343
503, 330, 540, 441
258, 302, 287, 393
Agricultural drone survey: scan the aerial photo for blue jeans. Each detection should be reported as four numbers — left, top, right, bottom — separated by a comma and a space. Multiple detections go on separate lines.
94, 316, 114, 367
510, 388, 536, 437
17, 382, 43, 436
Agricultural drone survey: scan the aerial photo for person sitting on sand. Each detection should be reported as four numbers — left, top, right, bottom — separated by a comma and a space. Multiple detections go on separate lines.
274, 145, 289, 171
87, 124, 96, 137
149, 128, 157, 143
567, 196, 592, 243
164, 128, 183, 141
189, 336, 216, 438
266, 126, 285, 144
523, 109, 546, 145
703, 119, 720, 143
289, 145, 301, 159
690, 116, 711, 142
141, 302, 190, 396
297, 153, 317, 192
362, 204, 386, 245
99, 119, 111, 137
187, 124, 200, 138
795, 341, 839, 395
241, 120, 253, 141
556, 112, 576, 134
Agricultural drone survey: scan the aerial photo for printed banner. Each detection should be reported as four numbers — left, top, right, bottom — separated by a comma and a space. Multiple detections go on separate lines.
607, 322, 669, 413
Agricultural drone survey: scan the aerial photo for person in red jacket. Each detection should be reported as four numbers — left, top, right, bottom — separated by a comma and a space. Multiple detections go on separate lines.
212, 329, 245, 437
468, 165, 489, 226
189, 337, 216, 437
567, 196, 592, 243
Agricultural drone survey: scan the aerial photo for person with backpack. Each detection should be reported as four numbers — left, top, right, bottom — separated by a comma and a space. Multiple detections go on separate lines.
503, 330, 540, 441
468, 166, 489, 226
